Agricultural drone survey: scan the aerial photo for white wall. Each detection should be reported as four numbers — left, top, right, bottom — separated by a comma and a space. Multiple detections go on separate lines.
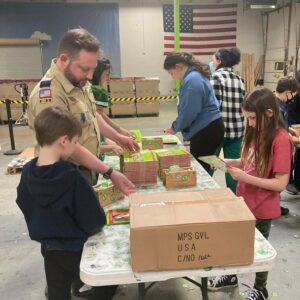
264, 2, 300, 91
119, 0, 264, 95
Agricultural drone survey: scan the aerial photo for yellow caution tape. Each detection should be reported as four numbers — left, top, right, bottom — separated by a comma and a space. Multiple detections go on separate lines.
0, 96, 177, 104
111, 96, 177, 102
0, 99, 29, 104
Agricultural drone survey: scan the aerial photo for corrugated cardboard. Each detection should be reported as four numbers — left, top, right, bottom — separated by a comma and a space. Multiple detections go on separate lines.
130, 188, 255, 272
161, 167, 197, 188
135, 77, 160, 98
141, 137, 163, 150
109, 78, 135, 98
120, 150, 158, 185
93, 180, 124, 207
110, 102, 136, 116
136, 100, 160, 115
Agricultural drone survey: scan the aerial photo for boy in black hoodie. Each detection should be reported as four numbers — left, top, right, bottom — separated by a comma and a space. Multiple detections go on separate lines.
16, 107, 109, 300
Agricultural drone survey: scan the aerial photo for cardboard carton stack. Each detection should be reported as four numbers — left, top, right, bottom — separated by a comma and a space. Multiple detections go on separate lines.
130, 188, 256, 272
135, 77, 160, 116
93, 180, 124, 207
120, 150, 158, 185
154, 148, 191, 176
109, 78, 136, 116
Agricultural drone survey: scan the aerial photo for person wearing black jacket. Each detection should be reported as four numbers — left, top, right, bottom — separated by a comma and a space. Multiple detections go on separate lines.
16, 107, 115, 300
287, 70, 300, 192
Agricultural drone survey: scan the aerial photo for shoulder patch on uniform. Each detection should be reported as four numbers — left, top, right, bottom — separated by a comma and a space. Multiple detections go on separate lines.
40, 80, 51, 88
39, 89, 52, 99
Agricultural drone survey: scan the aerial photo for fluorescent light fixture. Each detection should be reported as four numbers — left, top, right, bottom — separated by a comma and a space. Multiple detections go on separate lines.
250, 4, 276, 8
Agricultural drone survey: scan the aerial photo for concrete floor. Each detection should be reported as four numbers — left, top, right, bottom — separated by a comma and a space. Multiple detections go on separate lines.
0, 101, 299, 300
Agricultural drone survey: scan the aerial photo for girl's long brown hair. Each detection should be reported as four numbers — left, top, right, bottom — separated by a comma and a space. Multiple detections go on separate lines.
241, 87, 285, 177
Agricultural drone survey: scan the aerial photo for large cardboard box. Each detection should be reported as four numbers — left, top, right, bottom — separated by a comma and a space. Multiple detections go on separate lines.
109, 78, 135, 98
136, 100, 160, 116
130, 188, 255, 272
135, 77, 160, 97
110, 102, 136, 116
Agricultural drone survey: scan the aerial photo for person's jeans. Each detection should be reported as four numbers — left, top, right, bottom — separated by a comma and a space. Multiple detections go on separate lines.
41, 245, 117, 300
254, 219, 272, 290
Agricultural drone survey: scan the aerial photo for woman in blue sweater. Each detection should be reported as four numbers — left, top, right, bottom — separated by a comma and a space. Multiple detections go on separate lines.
164, 52, 224, 172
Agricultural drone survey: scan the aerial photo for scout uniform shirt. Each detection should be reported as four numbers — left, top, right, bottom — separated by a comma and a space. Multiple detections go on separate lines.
28, 59, 100, 157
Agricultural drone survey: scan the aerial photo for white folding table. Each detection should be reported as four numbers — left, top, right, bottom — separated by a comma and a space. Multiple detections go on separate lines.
80, 140, 277, 300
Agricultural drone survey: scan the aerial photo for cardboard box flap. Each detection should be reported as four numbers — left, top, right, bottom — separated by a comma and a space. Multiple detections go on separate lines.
130, 189, 255, 228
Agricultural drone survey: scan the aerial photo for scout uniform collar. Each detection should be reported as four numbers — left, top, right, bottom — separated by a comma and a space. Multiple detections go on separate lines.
50, 59, 84, 94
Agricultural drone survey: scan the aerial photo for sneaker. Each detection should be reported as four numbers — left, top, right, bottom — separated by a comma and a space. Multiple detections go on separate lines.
285, 183, 298, 195
245, 288, 269, 300
207, 275, 238, 291
280, 206, 290, 216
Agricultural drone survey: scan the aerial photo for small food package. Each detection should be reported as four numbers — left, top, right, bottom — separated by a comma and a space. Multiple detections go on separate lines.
93, 180, 124, 207
141, 137, 163, 150
161, 165, 197, 188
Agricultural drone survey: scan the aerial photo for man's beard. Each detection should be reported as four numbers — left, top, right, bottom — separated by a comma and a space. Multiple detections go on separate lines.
64, 63, 87, 88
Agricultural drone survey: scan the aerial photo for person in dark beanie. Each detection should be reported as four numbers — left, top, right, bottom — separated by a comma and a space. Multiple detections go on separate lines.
286, 70, 300, 195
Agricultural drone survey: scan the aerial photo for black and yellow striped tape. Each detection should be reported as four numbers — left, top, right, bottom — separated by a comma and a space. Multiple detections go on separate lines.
0, 96, 177, 104
0, 99, 29, 104
111, 95, 177, 102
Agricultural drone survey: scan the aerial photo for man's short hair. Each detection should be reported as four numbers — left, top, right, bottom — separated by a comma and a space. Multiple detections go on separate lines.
34, 107, 82, 147
58, 28, 100, 59
276, 76, 299, 93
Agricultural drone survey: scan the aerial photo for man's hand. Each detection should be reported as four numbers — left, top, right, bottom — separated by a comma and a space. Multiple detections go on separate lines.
164, 125, 176, 135
110, 170, 136, 196
117, 135, 140, 151
118, 127, 132, 137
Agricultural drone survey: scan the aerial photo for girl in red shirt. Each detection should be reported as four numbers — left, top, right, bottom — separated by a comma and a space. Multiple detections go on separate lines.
208, 87, 292, 300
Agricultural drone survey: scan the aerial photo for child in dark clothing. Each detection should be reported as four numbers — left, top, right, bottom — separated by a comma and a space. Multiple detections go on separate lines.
16, 107, 109, 300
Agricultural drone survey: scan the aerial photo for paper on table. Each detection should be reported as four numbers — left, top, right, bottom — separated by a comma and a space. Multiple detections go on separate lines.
198, 155, 228, 173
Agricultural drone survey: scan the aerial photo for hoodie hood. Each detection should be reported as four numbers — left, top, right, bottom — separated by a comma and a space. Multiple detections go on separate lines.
25, 158, 77, 208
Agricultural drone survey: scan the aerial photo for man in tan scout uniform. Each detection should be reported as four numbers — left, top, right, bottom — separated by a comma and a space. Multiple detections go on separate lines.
28, 28, 138, 299
28, 28, 139, 191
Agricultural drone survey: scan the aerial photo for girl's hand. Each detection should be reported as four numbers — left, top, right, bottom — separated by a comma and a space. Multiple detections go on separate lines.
112, 145, 124, 156
227, 166, 247, 181
164, 125, 176, 135
289, 127, 299, 137
290, 135, 300, 143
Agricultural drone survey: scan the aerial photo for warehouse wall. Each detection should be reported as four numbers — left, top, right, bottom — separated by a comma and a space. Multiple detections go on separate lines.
118, 0, 264, 95
2, 0, 264, 95
264, 2, 300, 91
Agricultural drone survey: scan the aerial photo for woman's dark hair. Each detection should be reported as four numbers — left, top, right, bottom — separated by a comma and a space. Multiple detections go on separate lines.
92, 58, 111, 85
214, 47, 241, 69
241, 87, 284, 177
163, 52, 210, 79
276, 76, 299, 93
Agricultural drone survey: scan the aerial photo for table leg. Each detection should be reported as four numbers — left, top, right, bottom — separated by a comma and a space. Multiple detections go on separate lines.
138, 282, 146, 300
201, 277, 209, 300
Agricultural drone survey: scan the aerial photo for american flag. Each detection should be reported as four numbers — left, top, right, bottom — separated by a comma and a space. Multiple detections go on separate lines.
163, 3, 237, 56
